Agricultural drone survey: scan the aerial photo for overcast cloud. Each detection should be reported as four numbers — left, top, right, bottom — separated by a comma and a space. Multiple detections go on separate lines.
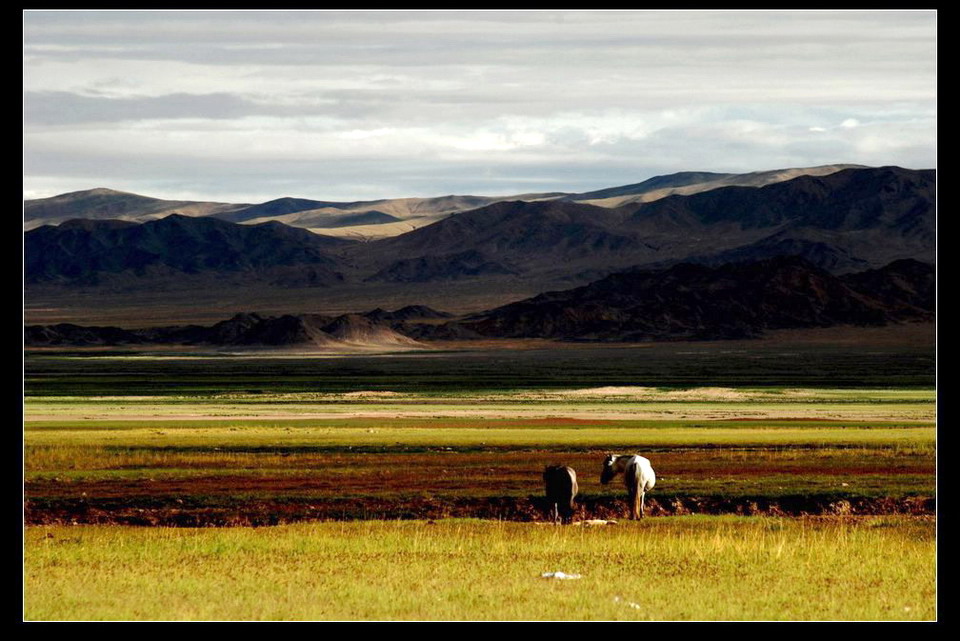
23, 10, 937, 203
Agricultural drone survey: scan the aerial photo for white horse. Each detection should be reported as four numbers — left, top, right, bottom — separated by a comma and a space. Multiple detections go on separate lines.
600, 454, 656, 519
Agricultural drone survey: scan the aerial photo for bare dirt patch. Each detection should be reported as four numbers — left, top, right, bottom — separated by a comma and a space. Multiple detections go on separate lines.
24, 494, 935, 527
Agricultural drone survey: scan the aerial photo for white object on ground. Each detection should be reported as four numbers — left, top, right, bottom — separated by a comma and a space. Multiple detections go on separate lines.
541, 571, 582, 580
613, 596, 642, 609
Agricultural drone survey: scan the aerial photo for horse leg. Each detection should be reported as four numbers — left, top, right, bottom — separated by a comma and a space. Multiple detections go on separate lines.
629, 487, 639, 520
639, 491, 645, 519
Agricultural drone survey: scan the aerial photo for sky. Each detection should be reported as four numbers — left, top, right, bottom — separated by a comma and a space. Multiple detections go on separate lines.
23, 9, 937, 204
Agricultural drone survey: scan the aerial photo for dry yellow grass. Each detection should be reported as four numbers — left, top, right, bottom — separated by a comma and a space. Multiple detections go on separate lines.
24, 516, 935, 621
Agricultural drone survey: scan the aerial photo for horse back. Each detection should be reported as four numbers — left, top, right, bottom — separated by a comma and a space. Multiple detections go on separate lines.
544, 465, 577, 499
624, 456, 655, 492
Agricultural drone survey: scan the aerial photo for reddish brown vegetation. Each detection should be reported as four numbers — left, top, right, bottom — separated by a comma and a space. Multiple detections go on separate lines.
24, 447, 934, 526
24, 495, 935, 527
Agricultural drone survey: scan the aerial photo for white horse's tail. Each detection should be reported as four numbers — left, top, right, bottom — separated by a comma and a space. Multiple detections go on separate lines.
624, 463, 642, 519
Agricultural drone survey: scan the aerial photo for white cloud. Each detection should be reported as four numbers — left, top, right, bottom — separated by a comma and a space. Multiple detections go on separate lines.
23, 10, 937, 201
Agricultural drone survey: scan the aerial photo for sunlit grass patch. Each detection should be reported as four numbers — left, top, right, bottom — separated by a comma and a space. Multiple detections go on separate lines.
24, 517, 935, 621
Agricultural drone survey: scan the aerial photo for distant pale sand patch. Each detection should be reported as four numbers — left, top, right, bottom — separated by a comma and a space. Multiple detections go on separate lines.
340, 391, 403, 398
517, 386, 791, 401
559, 386, 657, 397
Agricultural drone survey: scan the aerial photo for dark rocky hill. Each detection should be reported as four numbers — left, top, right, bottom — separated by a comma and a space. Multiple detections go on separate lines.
362, 306, 453, 322
365, 249, 521, 283
355, 199, 647, 278
446, 256, 935, 341
838, 259, 935, 315
25, 311, 419, 349
630, 166, 935, 232
24, 257, 935, 347
25, 214, 356, 287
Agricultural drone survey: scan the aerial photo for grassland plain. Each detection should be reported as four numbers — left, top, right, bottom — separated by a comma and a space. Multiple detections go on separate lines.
24, 517, 935, 621
23, 325, 936, 396
24, 383, 935, 524
22, 334, 937, 621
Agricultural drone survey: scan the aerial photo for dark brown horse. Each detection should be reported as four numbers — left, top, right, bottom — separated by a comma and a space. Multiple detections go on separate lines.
543, 465, 578, 524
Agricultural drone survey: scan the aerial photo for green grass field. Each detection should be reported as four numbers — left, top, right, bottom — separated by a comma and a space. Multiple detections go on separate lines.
24, 517, 935, 621
25, 389, 935, 516
22, 346, 937, 621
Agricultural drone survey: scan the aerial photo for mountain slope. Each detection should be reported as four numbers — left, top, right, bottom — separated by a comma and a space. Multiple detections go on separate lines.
356, 199, 647, 277
25, 214, 355, 286
569, 164, 865, 208
630, 166, 934, 231
351, 166, 935, 283
566, 171, 735, 202
620, 166, 936, 272
365, 249, 522, 283
23, 188, 246, 229
451, 256, 935, 341
213, 197, 352, 223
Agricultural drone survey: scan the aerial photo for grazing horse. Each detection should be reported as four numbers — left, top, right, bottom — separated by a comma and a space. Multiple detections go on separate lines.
600, 454, 656, 519
543, 465, 578, 524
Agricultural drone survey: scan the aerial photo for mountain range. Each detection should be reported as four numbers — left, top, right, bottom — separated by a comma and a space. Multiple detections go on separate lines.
24, 164, 860, 237
23, 164, 936, 329
27, 166, 935, 280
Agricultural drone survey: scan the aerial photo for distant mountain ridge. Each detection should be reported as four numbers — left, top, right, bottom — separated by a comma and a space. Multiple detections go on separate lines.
25, 166, 936, 295
25, 306, 446, 348
23, 188, 247, 229
564, 171, 736, 202
567, 164, 867, 208
619, 166, 936, 273
628, 166, 934, 231
23, 164, 864, 237
25, 258, 934, 346
346, 166, 935, 282
214, 197, 352, 223
24, 165, 936, 323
